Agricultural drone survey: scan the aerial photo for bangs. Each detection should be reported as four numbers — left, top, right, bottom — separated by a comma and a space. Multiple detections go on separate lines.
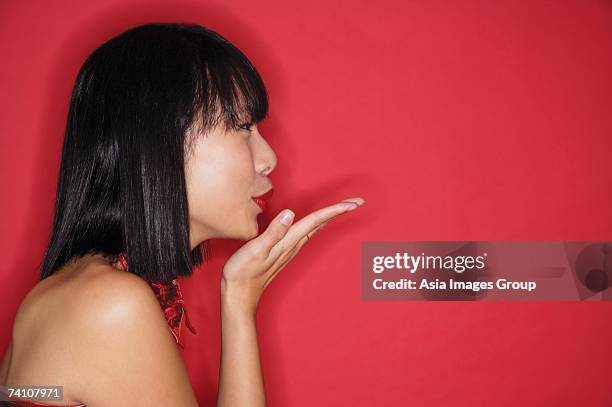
190, 43, 269, 137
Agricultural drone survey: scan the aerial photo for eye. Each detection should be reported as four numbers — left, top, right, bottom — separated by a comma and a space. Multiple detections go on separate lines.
238, 122, 254, 133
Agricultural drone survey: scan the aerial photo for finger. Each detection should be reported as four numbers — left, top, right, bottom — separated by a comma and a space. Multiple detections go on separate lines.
257, 209, 296, 257
263, 245, 299, 289
339, 197, 365, 205
264, 198, 364, 288
274, 197, 364, 253
264, 208, 356, 288
301, 220, 329, 244
264, 221, 329, 287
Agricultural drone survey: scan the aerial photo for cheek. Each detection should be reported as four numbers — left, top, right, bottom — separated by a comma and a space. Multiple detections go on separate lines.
185, 141, 255, 230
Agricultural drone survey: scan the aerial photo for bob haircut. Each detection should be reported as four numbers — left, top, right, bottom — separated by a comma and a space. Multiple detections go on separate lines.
39, 22, 269, 282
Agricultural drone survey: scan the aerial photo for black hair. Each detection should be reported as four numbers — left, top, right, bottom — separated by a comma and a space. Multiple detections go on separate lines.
39, 22, 269, 282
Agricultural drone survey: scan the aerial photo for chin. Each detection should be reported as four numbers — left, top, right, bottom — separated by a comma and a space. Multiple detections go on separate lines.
235, 219, 259, 241
228, 210, 260, 240
246, 220, 259, 239
213, 221, 258, 241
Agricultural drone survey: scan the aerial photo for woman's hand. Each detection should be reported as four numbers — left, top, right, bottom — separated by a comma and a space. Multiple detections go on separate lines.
221, 196, 365, 314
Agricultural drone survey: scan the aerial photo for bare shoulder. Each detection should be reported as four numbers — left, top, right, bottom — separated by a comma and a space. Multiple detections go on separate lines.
14, 261, 158, 339
11, 261, 199, 406
73, 262, 160, 321
66, 264, 199, 405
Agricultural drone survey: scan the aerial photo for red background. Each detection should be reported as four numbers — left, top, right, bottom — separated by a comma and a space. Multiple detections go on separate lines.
1, 1, 611, 405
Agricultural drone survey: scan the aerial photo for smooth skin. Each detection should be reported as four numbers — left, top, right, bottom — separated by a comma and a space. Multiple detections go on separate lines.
0, 120, 365, 406
217, 197, 365, 406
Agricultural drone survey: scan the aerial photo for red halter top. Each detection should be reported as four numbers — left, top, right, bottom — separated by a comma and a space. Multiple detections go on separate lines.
0, 253, 197, 407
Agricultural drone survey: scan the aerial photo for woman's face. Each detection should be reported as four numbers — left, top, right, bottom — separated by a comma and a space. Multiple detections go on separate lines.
184, 120, 277, 247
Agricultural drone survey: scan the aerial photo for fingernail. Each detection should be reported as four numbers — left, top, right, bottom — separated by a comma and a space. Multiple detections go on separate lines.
345, 203, 359, 211
356, 198, 365, 205
280, 209, 295, 225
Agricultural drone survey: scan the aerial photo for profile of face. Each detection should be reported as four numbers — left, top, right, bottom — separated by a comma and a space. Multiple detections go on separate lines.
184, 120, 277, 246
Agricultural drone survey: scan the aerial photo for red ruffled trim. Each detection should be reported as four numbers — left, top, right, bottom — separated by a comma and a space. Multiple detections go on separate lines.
117, 253, 197, 348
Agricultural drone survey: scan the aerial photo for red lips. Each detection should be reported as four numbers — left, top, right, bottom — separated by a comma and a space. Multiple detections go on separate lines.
252, 188, 273, 211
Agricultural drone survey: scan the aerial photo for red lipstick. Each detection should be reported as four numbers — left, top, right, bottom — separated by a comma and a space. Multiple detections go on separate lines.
252, 188, 273, 211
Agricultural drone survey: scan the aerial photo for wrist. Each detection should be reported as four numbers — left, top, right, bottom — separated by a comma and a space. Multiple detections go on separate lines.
220, 279, 260, 318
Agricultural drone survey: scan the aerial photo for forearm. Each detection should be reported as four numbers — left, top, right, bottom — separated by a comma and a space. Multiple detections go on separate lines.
217, 283, 266, 407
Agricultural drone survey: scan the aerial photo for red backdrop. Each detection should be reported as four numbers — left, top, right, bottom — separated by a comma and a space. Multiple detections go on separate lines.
1, 1, 611, 406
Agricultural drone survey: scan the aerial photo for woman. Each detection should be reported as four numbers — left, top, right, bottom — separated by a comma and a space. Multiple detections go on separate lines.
0, 22, 364, 406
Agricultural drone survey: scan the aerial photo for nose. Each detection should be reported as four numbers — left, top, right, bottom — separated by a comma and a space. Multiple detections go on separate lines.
254, 129, 277, 176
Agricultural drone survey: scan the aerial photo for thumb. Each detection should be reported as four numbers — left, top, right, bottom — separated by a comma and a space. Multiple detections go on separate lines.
260, 209, 295, 247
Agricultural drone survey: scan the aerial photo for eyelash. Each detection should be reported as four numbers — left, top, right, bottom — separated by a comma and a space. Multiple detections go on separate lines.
238, 123, 253, 132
